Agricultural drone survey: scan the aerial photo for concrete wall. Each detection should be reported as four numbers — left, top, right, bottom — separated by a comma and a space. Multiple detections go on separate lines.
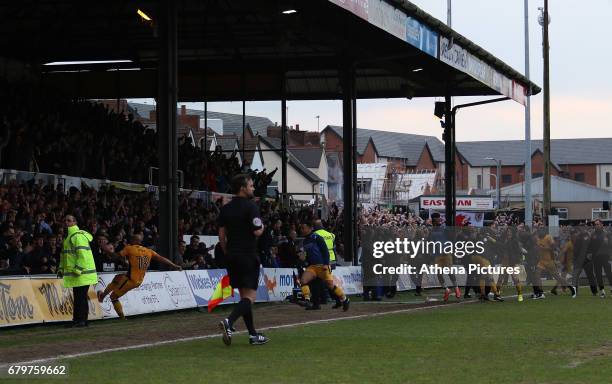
552, 201, 604, 221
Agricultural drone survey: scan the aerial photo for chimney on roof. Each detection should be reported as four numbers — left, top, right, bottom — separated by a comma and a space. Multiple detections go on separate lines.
181, 105, 186, 116
296, 124, 300, 131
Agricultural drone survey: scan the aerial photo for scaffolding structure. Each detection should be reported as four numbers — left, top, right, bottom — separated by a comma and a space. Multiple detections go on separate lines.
357, 164, 439, 207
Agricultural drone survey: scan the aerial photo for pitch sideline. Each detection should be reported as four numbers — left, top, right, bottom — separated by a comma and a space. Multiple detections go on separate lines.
2, 299, 480, 367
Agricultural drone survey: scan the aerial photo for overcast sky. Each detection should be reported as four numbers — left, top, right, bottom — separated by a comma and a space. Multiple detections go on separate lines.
137, 1, 611, 142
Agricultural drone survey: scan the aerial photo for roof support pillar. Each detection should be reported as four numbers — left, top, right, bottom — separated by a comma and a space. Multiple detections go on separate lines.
444, 93, 456, 226
157, 0, 179, 261
352, 94, 358, 265
281, 76, 288, 208
203, 101, 208, 156
342, 65, 355, 261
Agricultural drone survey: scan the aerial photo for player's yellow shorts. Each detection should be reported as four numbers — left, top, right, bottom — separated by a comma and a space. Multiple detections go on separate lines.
537, 258, 556, 271
434, 255, 453, 267
305, 265, 334, 282
110, 274, 142, 298
470, 255, 491, 267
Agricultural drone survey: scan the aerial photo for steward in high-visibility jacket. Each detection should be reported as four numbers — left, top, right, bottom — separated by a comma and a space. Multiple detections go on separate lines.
314, 221, 336, 266
59, 222, 98, 288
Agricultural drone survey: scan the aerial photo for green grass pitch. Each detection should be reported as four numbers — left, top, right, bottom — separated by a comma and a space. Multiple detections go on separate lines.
5, 292, 612, 384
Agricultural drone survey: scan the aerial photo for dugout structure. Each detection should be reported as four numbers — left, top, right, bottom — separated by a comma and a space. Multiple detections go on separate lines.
0, 0, 540, 261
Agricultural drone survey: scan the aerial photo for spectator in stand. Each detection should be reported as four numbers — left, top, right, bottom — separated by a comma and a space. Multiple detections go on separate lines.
0, 223, 14, 250
0, 235, 28, 274
176, 240, 187, 269
278, 230, 299, 268
94, 234, 125, 272
184, 235, 205, 263
35, 212, 53, 235
25, 234, 56, 274
0, 257, 9, 273
190, 254, 210, 270
45, 234, 61, 268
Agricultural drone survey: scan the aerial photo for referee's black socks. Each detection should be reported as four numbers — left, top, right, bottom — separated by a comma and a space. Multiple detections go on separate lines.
227, 298, 257, 336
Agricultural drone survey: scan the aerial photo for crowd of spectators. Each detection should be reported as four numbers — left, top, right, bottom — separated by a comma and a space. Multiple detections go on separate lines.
0, 177, 345, 275
3, 172, 612, 292
0, 179, 161, 275
0, 81, 274, 194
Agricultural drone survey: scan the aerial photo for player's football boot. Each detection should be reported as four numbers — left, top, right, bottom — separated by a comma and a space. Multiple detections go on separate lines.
219, 319, 232, 346
249, 333, 269, 345
454, 287, 461, 299
443, 288, 451, 302
342, 298, 350, 311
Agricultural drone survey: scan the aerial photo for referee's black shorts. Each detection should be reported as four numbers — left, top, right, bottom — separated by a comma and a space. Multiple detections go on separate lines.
227, 256, 260, 290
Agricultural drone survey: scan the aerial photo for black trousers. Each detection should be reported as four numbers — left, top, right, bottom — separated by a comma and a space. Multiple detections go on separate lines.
526, 264, 543, 295
573, 254, 597, 294
73, 285, 90, 323
410, 259, 426, 293
593, 253, 612, 290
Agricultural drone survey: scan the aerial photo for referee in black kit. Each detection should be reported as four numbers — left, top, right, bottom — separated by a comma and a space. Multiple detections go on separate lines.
218, 174, 269, 346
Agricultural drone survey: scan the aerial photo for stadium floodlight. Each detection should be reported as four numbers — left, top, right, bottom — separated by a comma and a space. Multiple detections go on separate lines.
43, 60, 133, 66
137, 9, 152, 21
434, 101, 446, 119
282, 9, 297, 14
412, 68, 423, 72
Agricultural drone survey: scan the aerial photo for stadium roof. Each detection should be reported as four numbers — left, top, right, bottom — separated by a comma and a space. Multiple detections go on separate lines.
324, 125, 445, 163
457, 138, 612, 166
3, 0, 539, 101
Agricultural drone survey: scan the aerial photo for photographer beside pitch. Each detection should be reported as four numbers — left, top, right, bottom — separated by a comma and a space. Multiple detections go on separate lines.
218, 174, 269, 346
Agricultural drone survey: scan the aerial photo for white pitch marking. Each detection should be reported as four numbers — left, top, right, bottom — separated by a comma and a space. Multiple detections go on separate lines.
2, 300, 475, 367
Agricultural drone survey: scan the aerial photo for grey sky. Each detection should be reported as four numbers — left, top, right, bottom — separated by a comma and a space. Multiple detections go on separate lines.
138, 1, 611, 141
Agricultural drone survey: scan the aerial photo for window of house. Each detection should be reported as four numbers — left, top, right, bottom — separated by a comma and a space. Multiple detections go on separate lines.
319, 182, 325, 195
592, 208, 609, 220
555, 207, 568, 220
574, 173, 585, 182
357, 178, 372, 196
501, 174, 512, 184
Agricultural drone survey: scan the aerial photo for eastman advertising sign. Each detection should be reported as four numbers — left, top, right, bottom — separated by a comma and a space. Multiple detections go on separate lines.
420, 196, 494, 211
